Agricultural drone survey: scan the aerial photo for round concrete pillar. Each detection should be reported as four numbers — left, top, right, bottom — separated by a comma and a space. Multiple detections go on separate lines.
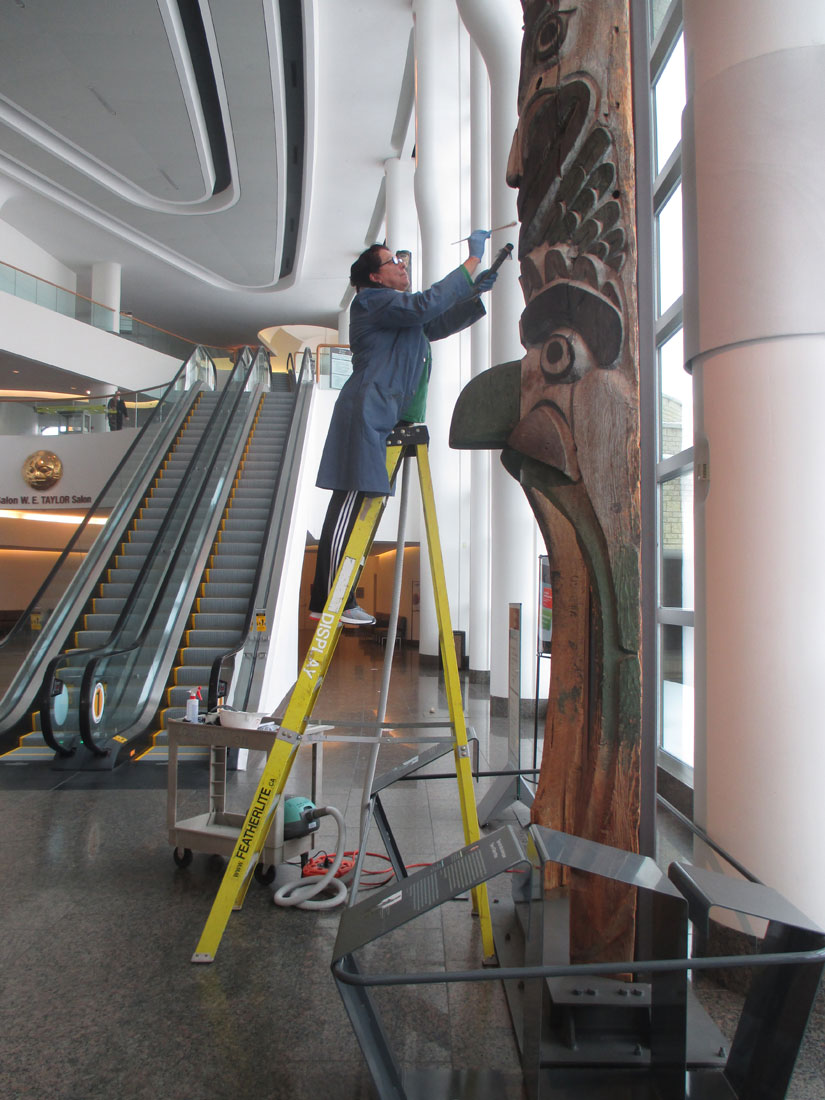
685, 0, 825, 925
456, 0, 539, 699
91, 261, 121, 333
412, 0, 468, 657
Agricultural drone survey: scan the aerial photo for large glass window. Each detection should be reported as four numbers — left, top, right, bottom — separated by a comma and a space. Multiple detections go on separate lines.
656, 184, 683, 315
650, 2, 693, 772
659, 470, 693, 613
659, 328, 692, 459
660, 623, 694, 764
654, 33, 685, 172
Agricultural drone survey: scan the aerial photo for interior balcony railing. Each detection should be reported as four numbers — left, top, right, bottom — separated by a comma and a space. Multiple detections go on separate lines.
0, 346, 216, 437
0, 259, 229, 363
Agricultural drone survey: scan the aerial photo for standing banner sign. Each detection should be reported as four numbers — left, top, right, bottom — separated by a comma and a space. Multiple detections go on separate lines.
539, 555, 552, 653
508, 603, 521, 769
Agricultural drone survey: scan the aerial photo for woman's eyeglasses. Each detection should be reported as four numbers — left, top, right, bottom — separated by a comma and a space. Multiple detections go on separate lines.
378, 255, 406, 267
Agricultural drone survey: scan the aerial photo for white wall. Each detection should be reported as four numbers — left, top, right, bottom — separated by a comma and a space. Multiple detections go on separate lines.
0, 291, 180, 391
0, 219, 77, 291
0, 429, 136, 509
0, 401, 40, 435
685, 0, 825, 928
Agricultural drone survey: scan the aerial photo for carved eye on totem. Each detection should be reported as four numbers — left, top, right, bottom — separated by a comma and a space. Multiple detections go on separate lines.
533, 7, 575, 64
541, 326, 596, 384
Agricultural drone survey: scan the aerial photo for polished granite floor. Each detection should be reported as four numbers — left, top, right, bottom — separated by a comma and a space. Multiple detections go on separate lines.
1, 631, 823, 1099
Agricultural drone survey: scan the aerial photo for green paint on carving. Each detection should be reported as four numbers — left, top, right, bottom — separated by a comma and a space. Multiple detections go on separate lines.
449, 360, 522, 449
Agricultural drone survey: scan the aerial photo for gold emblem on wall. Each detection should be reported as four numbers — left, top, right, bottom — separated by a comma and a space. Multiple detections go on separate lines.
22, 450, 63, 491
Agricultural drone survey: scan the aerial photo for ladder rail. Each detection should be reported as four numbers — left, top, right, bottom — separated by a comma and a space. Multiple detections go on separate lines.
191, 473, 396, 963
191, 428, 495, 962
415, 442, 495, 958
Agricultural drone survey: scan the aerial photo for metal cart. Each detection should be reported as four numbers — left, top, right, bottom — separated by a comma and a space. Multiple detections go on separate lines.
166, 717, 322, 876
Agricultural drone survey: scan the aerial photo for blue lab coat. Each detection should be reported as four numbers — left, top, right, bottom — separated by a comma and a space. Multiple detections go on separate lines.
316, 265, 485, 494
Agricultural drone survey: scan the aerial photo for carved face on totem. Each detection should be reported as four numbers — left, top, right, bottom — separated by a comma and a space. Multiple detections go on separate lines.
505, 1, 631, 480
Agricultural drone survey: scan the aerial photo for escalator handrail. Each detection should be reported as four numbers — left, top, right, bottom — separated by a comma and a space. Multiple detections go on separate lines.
71, 350, 268, 753
207, 348, 315, 710
0, 356, 208, 736
40, 348, 259, 754
0, 353, 196, 658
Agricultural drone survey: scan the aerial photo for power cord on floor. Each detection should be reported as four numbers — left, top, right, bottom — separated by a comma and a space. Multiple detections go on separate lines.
303, 850, 432, 890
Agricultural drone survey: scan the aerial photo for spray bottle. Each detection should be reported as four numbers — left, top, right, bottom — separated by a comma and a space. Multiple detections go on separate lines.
186, 686, 202, 722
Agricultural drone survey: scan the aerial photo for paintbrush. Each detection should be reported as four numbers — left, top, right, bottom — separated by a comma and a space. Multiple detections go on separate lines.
451, 221, 517, 245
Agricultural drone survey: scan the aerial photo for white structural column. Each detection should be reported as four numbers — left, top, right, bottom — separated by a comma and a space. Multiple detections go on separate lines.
456, 0, 537, 700
684, 0, 825, 927
412, 0, 468, 657
467, 41, 492, 673
384, 154, 423, 547
384, 157, 417, 258
337, 306, 349, 347
91, 261, 121, 333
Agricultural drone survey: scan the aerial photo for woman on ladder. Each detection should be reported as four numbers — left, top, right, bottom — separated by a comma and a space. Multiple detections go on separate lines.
309, 230, 496, 625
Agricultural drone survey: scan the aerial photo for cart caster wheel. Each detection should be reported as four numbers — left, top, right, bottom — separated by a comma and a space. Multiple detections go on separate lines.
254, 863, 276, 885
173, 847, 193, 868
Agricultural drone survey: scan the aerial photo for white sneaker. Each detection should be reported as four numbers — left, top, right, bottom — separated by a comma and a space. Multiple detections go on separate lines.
308, 605, 376, 627
341, 606, 376, 626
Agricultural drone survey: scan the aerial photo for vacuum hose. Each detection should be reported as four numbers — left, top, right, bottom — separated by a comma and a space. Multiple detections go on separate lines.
272, 805, 348, 910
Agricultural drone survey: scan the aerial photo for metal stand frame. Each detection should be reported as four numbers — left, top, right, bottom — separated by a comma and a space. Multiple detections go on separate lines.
331, 824, 825, 1100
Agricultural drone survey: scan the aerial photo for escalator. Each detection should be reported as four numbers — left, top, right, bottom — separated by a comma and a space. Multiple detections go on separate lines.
26, 348, 313, 768
0, 348, 217, 756
147, 376, 296, 753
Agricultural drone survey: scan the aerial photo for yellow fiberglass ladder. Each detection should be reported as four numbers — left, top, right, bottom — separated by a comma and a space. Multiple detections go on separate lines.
191, 424, 494, 963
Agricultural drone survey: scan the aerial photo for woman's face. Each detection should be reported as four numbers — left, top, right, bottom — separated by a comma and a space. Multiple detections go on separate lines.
370, 248, 410, 291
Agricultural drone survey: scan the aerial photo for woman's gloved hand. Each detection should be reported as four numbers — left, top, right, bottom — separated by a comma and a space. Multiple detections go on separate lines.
473, 269, 498, 293
467, 228, 491, 260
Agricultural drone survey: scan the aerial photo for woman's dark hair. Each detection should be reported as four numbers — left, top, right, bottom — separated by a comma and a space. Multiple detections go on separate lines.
350, 244, 387, 289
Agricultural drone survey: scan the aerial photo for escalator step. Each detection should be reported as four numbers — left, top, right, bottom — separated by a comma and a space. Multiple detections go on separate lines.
179, 647, 238, 665
198, 583, 252, 598
195, 598, 248, 613
100, 581, 139, 596
192, 613, 246, 630
203, 569, 256, 584
83, 614, 119, 631
209, 554, 259, 569
74, 630, 111, 648
217, 530, 265, 545
184, 630, 242, 648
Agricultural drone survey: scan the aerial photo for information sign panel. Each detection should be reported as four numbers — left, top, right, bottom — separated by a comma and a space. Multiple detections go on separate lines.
332, 825, 526, 960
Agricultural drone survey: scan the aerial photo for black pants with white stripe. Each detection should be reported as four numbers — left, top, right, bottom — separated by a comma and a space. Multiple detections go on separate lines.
309, 489, 381, 613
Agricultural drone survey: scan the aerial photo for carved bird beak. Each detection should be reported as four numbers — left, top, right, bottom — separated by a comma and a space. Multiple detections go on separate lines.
449, 360, 522, 450
450, 359, 580, 484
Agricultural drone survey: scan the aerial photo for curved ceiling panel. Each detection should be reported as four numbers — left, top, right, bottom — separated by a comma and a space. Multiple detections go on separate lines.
0, 0, 219, 204
0, 0, 303, 289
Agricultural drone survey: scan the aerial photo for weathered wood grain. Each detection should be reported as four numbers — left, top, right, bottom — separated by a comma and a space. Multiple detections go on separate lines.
507, 0, 642, 963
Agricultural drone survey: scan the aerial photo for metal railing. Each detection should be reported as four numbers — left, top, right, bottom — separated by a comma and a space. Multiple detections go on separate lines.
0, 351, 215, 438
0, 258, 230, 363
207, 346, 315, 712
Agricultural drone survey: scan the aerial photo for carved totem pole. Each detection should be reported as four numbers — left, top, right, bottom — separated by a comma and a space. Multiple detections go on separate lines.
451, 0, 642, 963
